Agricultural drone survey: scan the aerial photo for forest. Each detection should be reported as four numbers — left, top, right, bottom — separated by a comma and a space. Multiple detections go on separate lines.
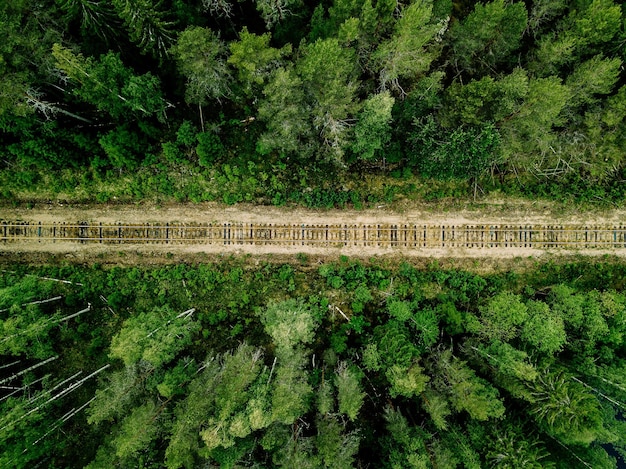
3, 0, 626, 467
1, 258, 626, 468
1, 0, 625, 205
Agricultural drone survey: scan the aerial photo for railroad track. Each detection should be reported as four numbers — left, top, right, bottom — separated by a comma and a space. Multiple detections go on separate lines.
2, 221, 626, 249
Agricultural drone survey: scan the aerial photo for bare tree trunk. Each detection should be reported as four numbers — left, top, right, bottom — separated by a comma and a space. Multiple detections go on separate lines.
0, 359, 21, 370
1, 271, 83, 286
30, 395, 98, 448
267, 357, 277, 385
57, 304, 92, 323
0, 296, 63, 313
0, 356, 59, 386
0, 376, 47, 404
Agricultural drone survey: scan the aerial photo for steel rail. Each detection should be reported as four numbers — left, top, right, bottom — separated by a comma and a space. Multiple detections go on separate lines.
1, 221, 626, 249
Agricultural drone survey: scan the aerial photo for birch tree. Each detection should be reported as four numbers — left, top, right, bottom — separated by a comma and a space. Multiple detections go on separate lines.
109, 307, 199, 368
52, 44, 168, 120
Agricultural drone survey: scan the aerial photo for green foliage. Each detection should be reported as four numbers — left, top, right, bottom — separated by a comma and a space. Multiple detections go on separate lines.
316, 415, 361, 468
52, 45, 167, 120
4, 261, 626, 467
387, 361, 429, 398
335, 361, 365, 420
565, 54, 622, 108
467, 292, 528, 342
383, 406, 432, 469
99, 126, 145, 170
257, 66, 312, 156
449, 0, 528, 74
521, 301, 566, 355
170, 27, 230, 105
0, 304, 58, 358
442, 68, 529, 126
112, 400, 159, 459
296, 37, 359, 161
409, 116, 501, 180
270, 347, 312, 424
0, 0, 624, 206
259, 299, 320, 351
351, 91, 394, 160
112, 0, 175, 58
109, 306, 200, 367
429, 348, 505, 420
196, 131, 225, 167
485, 424, 552, 469
529, 369, 604, 445
228, 28, 291, 97
372, 1, 442, 93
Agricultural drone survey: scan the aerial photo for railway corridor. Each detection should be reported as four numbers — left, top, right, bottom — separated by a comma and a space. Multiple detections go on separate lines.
2, 221, 626, 251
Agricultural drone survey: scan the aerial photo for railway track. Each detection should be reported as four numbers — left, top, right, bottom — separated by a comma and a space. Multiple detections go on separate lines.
2, 221, 626, 250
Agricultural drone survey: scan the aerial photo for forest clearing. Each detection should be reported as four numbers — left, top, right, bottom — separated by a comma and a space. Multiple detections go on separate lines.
3, 203, 626, 258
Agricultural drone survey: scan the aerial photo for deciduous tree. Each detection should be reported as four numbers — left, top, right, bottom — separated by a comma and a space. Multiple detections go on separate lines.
170, 27, 231, 105
351, 91, 394, 160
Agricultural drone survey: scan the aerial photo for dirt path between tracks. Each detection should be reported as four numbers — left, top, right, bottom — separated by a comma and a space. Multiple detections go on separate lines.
2, 200, 626, 259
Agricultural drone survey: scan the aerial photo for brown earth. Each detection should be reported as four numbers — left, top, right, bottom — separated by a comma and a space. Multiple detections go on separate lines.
2, 200, 626, 262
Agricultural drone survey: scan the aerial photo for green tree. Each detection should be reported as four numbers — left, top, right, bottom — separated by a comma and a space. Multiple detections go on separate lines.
335, 361, 365, 420
467, 292, 528, 342
255, 0, 302, 29
351, 91, 394, 160
0, 1, 61, 118
257, 67, 313, 156
441, 68, 529, 127
529, 0, 622, 75
88, 365, 144, 424
421, 389, 451, 431
409, 116, 501, 180
485, 424, 552, 469
528, 369, 604, 445
59, 0, 121, 43
448, 0, 527, 74
165, 358, 221, 468
259, 299, 320, 351
109, 307, 199, 368
499, 76, 571, 173
387, 362, 429, 398
111, 401, 159, 459
527, 0, 568, 36
383, 406, 432, 469
170, 27, 231, 105
565, 55, 621, 109
581, 85, 626, 180
521, 301, 567, 355
52, 45, 168, 120
429, 348, 505, 421
296, 38, 359, 162
0, 304, 58, 359
316, 415, 361, 469
196, 131, 225, 167
112, 0, 175, 58
372, 0, 443, 93
270, 347, 312, 425
227, 28, 291, 98
569, 0, 622, 49
166, 345, 265, 466
98, 126, 145, 170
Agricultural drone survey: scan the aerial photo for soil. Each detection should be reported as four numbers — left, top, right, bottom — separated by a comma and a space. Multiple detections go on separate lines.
2, 200, 626, 263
